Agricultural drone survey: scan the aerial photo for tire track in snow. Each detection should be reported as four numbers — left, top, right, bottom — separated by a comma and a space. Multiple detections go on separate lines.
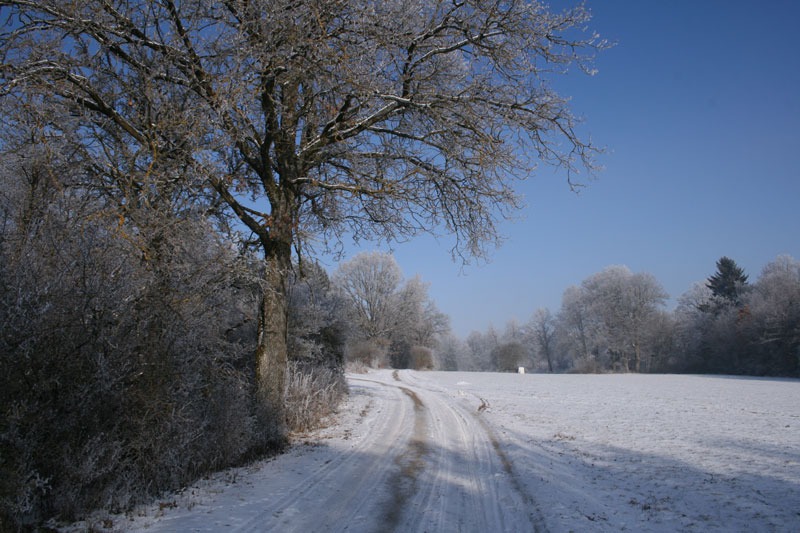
244, 380, 408, 531
395, 370, 547, 533
475, 412, 547, 533
399, 376, 502, 532
258, 377, 416, 532
381, 386, 430, 529
398, 370, 547, 532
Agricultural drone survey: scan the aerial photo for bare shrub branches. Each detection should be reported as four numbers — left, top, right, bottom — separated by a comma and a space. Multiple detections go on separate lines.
0, 140, 280, 527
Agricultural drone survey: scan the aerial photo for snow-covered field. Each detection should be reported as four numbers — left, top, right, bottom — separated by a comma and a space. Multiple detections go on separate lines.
406, 371, 800, 531
74, 370, 800, 532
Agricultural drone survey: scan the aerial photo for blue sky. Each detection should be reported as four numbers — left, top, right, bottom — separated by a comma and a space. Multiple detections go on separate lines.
323, 0, 800, 338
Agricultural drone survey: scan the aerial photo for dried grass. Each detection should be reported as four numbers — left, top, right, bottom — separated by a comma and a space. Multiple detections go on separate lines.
284, 363, 348, 434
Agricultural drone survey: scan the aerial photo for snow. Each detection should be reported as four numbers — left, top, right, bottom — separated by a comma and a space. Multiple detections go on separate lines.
406, 371, 800, 531
68, 371, 800, 532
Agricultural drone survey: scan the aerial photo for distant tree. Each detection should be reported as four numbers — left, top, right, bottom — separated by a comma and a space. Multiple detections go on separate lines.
332, 251, 403, 341
410, 346, 434, 370
466, 329, 499, 371
393, 274, 450, 348
706, 257, 749, 306
676, 256, 796, 376
672, 283, 715, 372
744, 255, 800, 376
344, 338, 389, 368
528, 308, 556, 372
492, 342, 527, 373
287, 262, 347, 371
332, 251, 448, 368
642, 309, 677, 373
436, 333, 467, 371
503, 318, 525, 344
580, 266, 668, 372
418, 300, 451, 347
675, 279, 748, 374
486, 325, 501, 350
557, 285, 594, 365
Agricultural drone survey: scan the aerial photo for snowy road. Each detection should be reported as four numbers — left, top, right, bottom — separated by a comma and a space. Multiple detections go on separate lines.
108, 370, 800, 532
125, 370, 541, 532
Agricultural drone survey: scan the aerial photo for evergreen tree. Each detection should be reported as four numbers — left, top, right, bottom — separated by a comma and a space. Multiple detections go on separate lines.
707, 257, 749, 305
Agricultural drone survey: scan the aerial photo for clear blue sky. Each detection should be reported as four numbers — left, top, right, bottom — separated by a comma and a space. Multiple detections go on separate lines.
323, 0, 800, 338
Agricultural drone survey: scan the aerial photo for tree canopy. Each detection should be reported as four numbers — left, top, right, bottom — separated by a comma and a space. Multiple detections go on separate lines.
0, 0, 607, 410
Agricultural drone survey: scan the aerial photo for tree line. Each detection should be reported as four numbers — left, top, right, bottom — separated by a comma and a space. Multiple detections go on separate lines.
452, 257, 799, 377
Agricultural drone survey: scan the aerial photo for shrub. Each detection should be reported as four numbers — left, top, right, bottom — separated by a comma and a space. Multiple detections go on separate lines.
569, 356, 601, 374
410, 346, 434, 370
284, 362, 348, 433
345, 338, 389, 368
0, 175, 282, 528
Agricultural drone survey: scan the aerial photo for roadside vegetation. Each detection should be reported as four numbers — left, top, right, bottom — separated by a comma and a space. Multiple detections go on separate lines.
0, 141, 347, 528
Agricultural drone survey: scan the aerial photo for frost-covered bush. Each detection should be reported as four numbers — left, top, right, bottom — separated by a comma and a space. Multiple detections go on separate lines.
346, 338, 389, 368
411, 346, 434, 370
0, 159, 282, 528
287, 263, 347, 372
284, 362, 348, 433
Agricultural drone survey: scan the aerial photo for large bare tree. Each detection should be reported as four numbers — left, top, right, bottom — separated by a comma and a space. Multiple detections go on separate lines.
0, 0, 606, 413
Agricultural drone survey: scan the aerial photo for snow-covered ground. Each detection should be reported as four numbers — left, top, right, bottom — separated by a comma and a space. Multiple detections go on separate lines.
405, 371, 800, 532
70, 370, 800, 532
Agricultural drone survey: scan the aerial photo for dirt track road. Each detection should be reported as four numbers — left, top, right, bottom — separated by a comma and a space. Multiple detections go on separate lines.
134, 369, 542, 532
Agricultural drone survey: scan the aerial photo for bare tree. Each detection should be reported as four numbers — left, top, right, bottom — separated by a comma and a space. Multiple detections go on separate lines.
332, 251, 448, 367
492, 342, 526, 372
557, 285, 594, 364
393, 274, 450, 347
332, 250, 404, 341
528, 307, 555, 372
747, 256, 800, 375
1, 0, 606, 410
503, 317, 524, 343
436, 332, 466, 371
581, 266, 668, 372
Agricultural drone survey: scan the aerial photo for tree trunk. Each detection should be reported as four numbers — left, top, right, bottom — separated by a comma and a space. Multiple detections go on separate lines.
255, 231, 293, 419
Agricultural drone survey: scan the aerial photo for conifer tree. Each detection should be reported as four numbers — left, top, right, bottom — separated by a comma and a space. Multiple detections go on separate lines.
707, 256, 749, 305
